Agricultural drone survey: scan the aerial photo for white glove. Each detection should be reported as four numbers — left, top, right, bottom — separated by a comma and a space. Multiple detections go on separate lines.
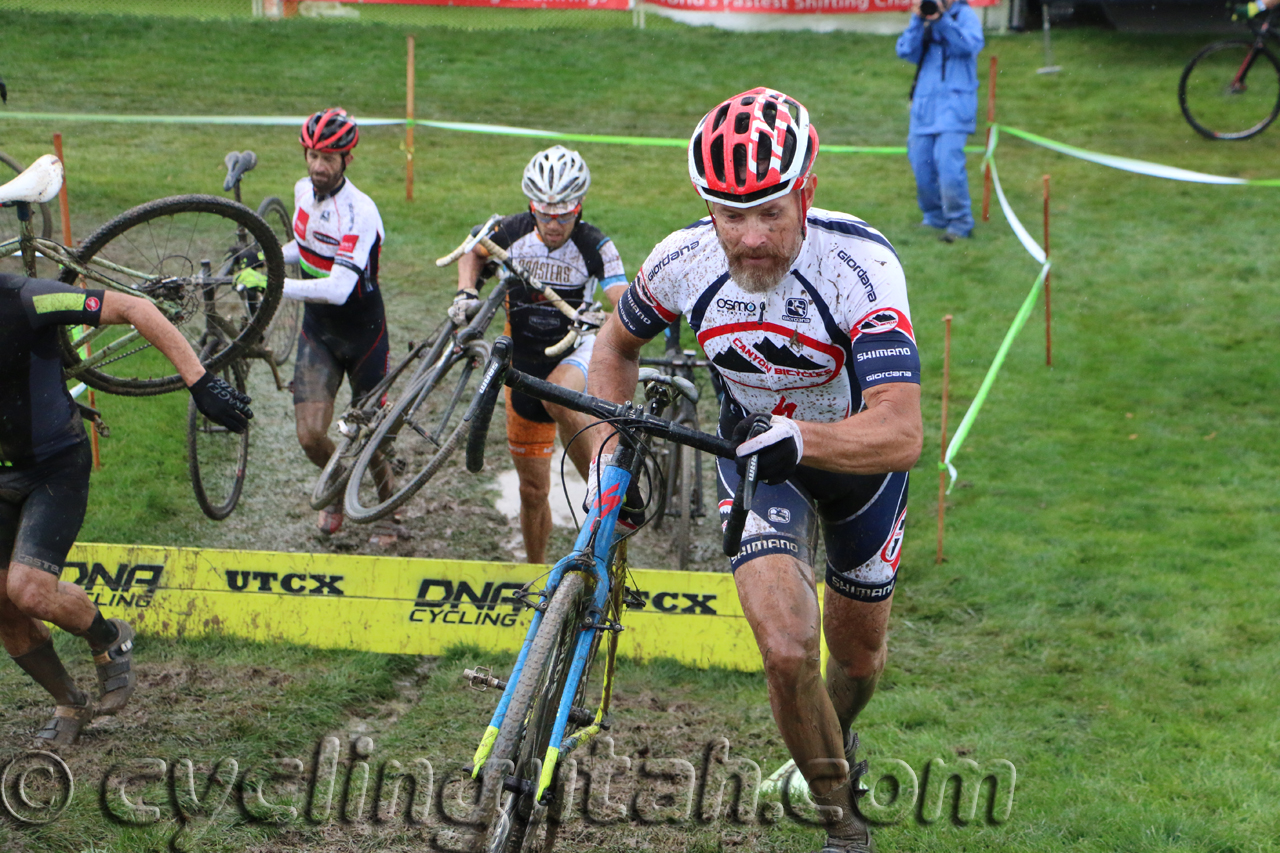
574, 303, 607, 331
449, 290, 481, 326
734, 414, 804, 486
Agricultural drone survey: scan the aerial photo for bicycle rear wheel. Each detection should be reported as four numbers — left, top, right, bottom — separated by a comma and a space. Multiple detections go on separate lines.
478, 572, 591, 853
256, 196, 301, 366
343, 337, 489, 524
58, 194, 284, 396
309, 330, 446, 511
1179, 39, 1280, 140
187, 356, 250, 520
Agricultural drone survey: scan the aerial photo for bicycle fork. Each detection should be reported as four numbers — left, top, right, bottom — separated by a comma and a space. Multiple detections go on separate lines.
469, 450, 637, 805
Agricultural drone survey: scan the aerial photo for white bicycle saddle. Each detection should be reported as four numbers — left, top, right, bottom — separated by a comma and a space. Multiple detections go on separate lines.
0, 154, 63, 205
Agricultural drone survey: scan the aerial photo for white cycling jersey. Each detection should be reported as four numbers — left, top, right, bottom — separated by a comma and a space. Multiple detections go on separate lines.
283, 176, 384, 309
617, 207, 920, 424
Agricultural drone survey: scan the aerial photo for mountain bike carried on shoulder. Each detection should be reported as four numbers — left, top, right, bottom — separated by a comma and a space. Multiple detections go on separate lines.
338, 216, 598, 525
0, 154, 285, 395
454, 335, 762, 853
1180, 4, 1280, 139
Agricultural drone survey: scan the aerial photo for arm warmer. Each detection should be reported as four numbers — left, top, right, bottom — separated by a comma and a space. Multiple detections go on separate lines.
282, 240, 301, 265
282, 265, 359, 306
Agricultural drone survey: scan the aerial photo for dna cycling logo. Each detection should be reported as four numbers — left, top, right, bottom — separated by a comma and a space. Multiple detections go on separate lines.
700, 322, 844, 390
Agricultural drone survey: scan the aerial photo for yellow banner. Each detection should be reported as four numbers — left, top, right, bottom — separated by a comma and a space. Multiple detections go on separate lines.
64, 543, 766, 671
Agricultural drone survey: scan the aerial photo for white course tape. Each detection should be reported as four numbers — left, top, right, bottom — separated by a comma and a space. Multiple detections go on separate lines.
986, 155, 1047, 265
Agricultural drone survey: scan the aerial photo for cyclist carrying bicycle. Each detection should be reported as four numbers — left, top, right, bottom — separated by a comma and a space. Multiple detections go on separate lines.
240, 108, 398, 544
450, 145, 630, 564
588, 89, 923, 853
1, 274, 251, 749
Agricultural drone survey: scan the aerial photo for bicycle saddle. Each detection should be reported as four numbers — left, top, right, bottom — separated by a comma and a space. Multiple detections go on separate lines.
0, 154, 63, 205
222, 150, 258, 192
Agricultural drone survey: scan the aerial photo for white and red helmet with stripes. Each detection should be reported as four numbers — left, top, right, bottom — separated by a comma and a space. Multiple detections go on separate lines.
300, 108, 359, 154
688, 88, 819, 209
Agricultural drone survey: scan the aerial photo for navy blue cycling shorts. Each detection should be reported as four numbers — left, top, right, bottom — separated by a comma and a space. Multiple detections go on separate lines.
716, 457, 908, 604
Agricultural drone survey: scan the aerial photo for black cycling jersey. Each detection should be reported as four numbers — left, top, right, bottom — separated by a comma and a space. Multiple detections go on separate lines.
478, 213, 626, 365
0, 274, 104, 466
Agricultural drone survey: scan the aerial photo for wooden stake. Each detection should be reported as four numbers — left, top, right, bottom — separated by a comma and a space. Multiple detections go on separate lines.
53, 132, 101, 471
936, 314, 952, 565
1043, 174, 1052, 367
981, 55, 997, 223
405, 34, 415, 202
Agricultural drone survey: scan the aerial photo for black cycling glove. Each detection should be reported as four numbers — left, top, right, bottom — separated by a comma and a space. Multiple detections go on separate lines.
732, 413, 804, 486
188, 372, 253, 434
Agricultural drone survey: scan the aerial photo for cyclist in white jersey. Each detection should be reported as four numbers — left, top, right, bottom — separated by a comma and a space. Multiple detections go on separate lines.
239, 109, 396, 543
451, 146, 628, 564
589, 89, 922, 853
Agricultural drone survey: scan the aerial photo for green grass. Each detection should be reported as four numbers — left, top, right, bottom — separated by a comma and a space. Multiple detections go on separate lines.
2, 8, 1280, 853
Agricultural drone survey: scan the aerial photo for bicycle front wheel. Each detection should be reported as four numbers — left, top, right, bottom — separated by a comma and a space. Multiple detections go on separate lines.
672, 435, 698, 571
1179, 39, 1280, 140
478, 572, 591, 853
58, 194, 284, 396
344, 337, 490, 523
187, 357, 250, 520
309, 329, 447, 512
256, 196, 301, 366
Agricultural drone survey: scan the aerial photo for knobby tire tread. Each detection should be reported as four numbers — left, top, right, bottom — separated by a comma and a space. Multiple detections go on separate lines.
256, 196, 301, 366
478, 572, 588, 853
343, 342, 481, 524
57, 194, 284, 396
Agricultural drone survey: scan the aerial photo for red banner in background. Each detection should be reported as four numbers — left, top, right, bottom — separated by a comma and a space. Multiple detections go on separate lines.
349, 0, 632, 9
646, 0, 999, 11
342, 0, 998, 10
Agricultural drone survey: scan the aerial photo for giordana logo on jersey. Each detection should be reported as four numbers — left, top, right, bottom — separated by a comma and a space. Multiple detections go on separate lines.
646, 239, 700, 281
700, 323, 844, 391
784, 298, 811, 323
854, 307, 914, 340
836, 250, 878, 302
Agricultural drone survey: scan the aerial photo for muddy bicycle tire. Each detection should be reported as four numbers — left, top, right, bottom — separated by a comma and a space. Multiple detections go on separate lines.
57, 194, 284, 396
0, 151, 53, 240
477, 572, 590, 853
256, 196, 301, 366
1179, 38, 1280, 140
672, 426, 699, 571
187, 356, 250, 521
343, 338, 490, 524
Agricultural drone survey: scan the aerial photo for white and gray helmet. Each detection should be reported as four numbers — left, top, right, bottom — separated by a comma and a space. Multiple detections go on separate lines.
522, 145, 591, 207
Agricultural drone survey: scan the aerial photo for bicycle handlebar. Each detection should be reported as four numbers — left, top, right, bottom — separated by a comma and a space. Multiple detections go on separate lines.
464, 336, 756, 556
436, 223, 602, 358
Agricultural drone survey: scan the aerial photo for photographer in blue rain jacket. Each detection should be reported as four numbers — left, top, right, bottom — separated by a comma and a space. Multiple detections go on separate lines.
896, 0, 984, 242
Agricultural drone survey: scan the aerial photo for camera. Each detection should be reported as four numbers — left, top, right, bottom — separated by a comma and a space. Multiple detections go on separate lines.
919, 0, 939, 14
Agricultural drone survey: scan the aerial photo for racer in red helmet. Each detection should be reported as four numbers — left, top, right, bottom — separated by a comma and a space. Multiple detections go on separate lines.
238, 108, 397, 545
588, 88, 923, 853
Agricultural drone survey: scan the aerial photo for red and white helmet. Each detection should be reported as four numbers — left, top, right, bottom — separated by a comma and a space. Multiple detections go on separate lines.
688, 88, 819, 208
300, 108, 359, 154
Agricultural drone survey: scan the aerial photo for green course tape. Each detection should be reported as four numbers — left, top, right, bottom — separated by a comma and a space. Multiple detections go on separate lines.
996, 123, 1280, 187
0, 110, 987, 154
942, 260, 1050, 490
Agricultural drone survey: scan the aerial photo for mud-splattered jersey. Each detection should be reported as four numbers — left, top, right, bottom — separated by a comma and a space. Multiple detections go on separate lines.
617, 207, 920, 424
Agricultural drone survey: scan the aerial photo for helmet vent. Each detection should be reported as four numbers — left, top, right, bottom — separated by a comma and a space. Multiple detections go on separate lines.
709, 137, 726, 184
732, 143, 748, 189
755, 135, 773, 181
712, 104, 731, 132
735, 112, 750, 135
762, 101, 778, 128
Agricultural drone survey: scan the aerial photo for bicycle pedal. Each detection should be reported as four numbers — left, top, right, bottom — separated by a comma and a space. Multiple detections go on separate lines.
462, 666, 507, 692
